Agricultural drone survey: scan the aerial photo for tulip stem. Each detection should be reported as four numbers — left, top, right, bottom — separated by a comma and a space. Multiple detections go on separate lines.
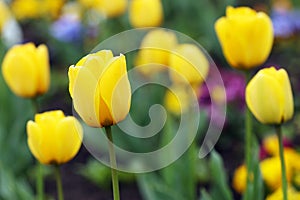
244, 72, 253, 200
105, 126, 120, 200
36, 162, 44, 200
275, 125, 288, 200
54, 165, 64, 200
31, 98, 44, 200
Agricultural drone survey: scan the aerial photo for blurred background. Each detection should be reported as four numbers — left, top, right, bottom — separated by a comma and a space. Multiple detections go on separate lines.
1, 0, 300, 199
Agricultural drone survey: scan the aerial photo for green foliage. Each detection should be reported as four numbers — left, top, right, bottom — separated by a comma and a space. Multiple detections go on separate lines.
205, 150, 233, 200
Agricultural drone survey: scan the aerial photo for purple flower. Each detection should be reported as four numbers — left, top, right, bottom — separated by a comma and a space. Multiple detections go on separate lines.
50, 15, 83, 42
271, 9, 300, 38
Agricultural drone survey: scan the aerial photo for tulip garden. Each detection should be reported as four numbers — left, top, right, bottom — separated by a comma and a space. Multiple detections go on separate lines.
1, 0, 300, 200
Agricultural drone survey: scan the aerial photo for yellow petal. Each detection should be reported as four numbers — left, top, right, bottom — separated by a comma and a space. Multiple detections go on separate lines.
169, 44, 209, 85
277, 69, 294, 122
55, 117, 83, 164
246, 72, 284, 124
68, 65, 79, 98
37, 111, 63, 164
27, 121, 43, 163
99, 54, 131, 125
36, 44, 50, 95
2, 47, 38, 97
72, 66, 100, 127
129, 0, 163, 28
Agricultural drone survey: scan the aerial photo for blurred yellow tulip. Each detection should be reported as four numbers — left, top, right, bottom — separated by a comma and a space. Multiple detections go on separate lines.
68, 50, 131, 128
129, 0, 163, 28
27, 110, 83, 165
135, 29, 177, 75
266, 186, 300, 200
246, 67, 293, 124
232, 164, 247, 194
164, 84, 190, 115
2, 43, 50, 98
169, 44, 209, 86
97, 0, 127, 18
0, 0, 11, 31
215, 6, 273, 69
11, 0, 41, 20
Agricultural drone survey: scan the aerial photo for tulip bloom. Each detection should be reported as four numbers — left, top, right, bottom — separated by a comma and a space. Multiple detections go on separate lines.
97, 0, 127, 18
129, 0, 163, 28
2, 43, 50, 98
68, 50, 131, 128
246, 67, 294, 124
135, 29, 177, 75
169, 44, 209, 86
27, 110, 83, 165
215, 6, 273, 69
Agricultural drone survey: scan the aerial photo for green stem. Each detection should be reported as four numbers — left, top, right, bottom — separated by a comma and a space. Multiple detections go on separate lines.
54, 165, 64, 200
105, 126, 120, 200
245, 107, 253, 200
275, 125, 288, 200
31, 98, 39, 114
31, 98, 44, 200
36, 162, 44, 200
244, 72, 253, 200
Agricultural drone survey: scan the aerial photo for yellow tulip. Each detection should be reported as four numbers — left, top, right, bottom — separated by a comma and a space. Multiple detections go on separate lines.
215, 6, 273, 69
135, 29, 177, 75
68, 50, 131, 128
169, 44, 209, 86
27, 110, 83, 165
0, 0, 11, 31
260, 155, 293, 191
246, 67, 294, 124
129, 0, 163, 28
164, 84, 190, 115
11, 0, 41, 20
97, 0, 127, 18
40, 0, 65, 19
2, 43, 50, 98
266, 186, 300, 200
232, 164, 247, 194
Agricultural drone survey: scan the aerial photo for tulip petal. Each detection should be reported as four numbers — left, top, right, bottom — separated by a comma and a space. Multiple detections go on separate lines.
55, 117, 83, 164
36, 44, 50, 94
72, 66, 100, 127
27, 121, 43, 163
277, 69, 294, 122
246, 73, 284, 124
2, 49, 38, 97
100, 54, 131, 124
38, 113, 61, 164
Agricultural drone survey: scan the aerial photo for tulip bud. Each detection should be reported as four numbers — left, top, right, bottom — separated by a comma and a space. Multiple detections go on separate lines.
169, 44, 209, 86
27, 110, 83, 165
2, 42, 50, 98
129, 0, 163, 28
246, 67, 294, 124
215, 6, 274, 69
68, 50, 131, 128
135, 29, 177, 76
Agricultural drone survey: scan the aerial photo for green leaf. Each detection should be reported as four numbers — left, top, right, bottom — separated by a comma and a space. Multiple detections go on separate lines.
208, 150, 233, 200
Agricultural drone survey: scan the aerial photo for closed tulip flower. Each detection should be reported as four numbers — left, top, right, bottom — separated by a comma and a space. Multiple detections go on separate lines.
97, 0, 127, 18
129, 0, 163, 28
27, 110, 83, 165
68, 50, 131, 128
2, 43, 50, 98
246, 67, 294, 124
169, 44, 209, 86
215, 6, 273, 69
135, 29, 177, 75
